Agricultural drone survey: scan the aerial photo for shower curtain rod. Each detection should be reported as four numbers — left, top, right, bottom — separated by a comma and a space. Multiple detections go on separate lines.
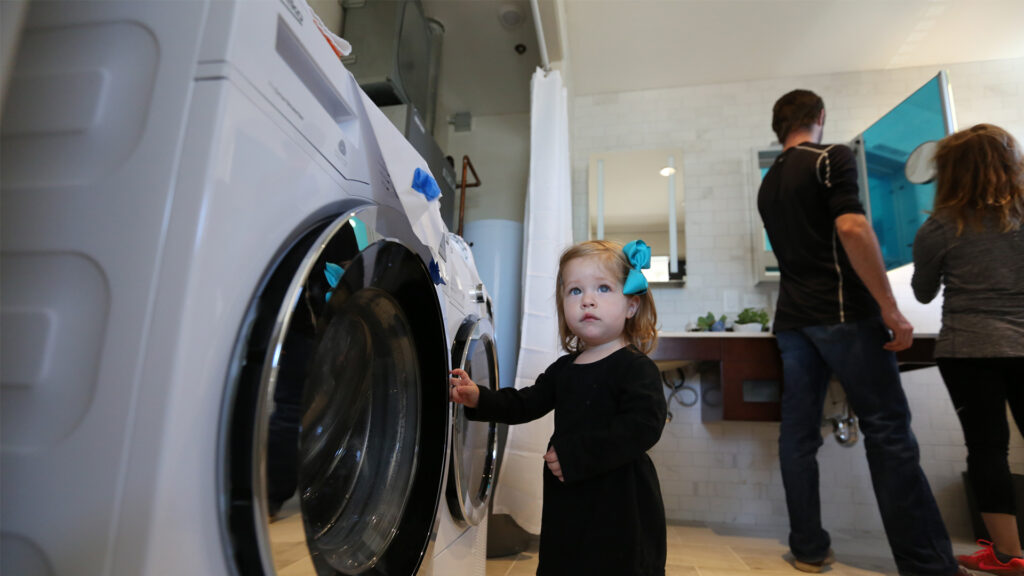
529, 0, 551, 72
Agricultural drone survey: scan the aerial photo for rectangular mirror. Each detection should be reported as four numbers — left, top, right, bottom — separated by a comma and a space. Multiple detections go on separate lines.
588, 148, 686, 286
749, 147, 782, 283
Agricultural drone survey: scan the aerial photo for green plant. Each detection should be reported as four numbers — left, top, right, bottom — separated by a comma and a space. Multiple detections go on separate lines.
696, 311, 726, 331
736, 307, 770, 326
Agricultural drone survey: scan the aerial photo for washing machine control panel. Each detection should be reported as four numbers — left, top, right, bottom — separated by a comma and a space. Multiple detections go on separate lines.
201, 2, 372, 187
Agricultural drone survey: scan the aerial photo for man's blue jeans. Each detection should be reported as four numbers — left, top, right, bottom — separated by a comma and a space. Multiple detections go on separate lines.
776, 317, 956, 575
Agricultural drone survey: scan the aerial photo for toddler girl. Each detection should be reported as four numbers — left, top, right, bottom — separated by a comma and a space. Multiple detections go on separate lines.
450, 239, 668, 576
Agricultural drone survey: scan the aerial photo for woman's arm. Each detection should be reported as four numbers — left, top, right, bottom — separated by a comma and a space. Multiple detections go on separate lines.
911, 217, 947, 304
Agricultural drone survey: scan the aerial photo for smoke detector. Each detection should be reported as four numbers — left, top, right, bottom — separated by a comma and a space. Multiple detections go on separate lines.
497, 3, 525, 29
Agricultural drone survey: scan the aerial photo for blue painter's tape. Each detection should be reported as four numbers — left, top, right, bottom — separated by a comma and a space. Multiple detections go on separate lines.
429, 259, 446, 285
412, 167, 441, 201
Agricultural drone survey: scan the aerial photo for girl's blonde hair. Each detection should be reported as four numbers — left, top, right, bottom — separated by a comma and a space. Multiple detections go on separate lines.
932, 123, 1024, 235
555, 240, 659, 354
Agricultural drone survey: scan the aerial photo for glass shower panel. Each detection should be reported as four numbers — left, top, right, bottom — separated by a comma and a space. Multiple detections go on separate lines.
856, 72, 955, 269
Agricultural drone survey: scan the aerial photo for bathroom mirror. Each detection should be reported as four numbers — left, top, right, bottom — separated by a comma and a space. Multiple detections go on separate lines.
749, 147, 783, 284
588, 148, 686, 286
853, 70, 955, 270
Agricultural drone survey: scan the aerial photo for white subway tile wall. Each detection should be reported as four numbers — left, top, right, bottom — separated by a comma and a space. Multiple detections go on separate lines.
571, 57, 1024, 539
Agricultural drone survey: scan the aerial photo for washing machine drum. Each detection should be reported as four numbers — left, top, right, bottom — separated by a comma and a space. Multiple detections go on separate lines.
447, 315, 499, 526
223, 209, 448, 576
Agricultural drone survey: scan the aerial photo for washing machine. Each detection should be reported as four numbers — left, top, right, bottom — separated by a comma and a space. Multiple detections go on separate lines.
432, 232, 501, 576
358, 93, 499, 576
0, 2, 450, 576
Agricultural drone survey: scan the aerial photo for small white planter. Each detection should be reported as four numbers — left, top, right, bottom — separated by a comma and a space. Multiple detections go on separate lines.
733, 322, 765, 333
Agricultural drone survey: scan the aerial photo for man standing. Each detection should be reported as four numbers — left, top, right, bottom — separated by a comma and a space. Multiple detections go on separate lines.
758, 89, 958, 575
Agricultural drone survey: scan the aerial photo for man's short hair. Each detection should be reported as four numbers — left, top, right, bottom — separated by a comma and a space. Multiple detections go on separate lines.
772, 89, 824, 143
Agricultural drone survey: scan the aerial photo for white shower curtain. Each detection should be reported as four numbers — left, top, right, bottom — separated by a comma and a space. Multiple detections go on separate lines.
490, 68, 572, 534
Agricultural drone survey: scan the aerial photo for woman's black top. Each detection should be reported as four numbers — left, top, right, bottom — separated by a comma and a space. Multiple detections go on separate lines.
467, 346, 667, 576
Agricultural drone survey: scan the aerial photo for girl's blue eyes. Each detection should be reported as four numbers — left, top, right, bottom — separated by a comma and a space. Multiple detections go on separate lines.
567, 285, 614, 296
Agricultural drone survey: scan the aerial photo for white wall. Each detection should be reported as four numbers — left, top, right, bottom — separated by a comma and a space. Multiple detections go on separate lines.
653, 364, 1024, 538
571, 57, 1024, 538
445, 113, 531, 225
572, 57, 1024, 330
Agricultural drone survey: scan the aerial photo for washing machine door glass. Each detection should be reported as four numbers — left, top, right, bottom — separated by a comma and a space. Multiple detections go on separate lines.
447, 316, 499, 526
298, 284, 417, 570
223, 207, 448, 576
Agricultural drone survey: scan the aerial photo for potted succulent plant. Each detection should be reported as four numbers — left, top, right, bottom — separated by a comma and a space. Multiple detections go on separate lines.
734, 307, 770, 332
696, 311, 727, 332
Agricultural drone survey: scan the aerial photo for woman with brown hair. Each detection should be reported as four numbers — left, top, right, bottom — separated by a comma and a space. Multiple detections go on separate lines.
913, 123, 1024, 574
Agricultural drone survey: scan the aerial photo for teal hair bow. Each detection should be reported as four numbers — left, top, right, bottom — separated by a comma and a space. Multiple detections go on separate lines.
323, 262, 344, 302
622, 240, 650, 295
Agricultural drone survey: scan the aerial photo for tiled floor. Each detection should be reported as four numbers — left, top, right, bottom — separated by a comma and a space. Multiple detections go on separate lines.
267, 499, 980, 576
268, 505, 316, 576
485, 523, 981, 576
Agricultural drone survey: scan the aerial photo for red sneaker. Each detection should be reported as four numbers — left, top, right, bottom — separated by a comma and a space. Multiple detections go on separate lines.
958, 540, 1024, 575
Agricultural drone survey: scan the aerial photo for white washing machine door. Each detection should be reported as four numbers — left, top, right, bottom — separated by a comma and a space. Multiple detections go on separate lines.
446, 315, 500, 526
221, 205, 449, 576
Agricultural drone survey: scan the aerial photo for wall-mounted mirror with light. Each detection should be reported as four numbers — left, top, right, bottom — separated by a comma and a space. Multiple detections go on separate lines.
588, 148, 686, 286
748, 147, 782, 284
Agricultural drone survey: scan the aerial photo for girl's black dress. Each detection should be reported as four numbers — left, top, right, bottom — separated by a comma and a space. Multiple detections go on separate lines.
467, 345, 667, 576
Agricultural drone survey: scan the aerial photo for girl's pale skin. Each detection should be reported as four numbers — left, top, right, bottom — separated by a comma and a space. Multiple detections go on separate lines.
449, 254, 639, 483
